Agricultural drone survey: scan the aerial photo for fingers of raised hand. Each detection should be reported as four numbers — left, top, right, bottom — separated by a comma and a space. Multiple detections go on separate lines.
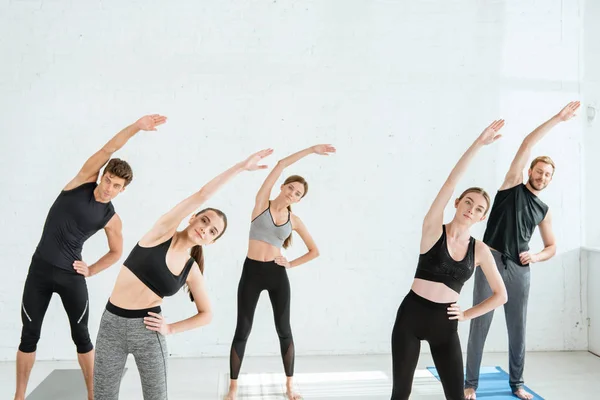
490, 119, 505, 131
567, 101, 580, 111
257, 148, 274, 158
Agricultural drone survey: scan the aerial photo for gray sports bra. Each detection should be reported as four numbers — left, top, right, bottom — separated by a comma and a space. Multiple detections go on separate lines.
249, 202, 292, 248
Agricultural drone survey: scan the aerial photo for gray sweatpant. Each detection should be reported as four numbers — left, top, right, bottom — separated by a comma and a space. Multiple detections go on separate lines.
94, 308, 168, 400
465, 250, 531, 392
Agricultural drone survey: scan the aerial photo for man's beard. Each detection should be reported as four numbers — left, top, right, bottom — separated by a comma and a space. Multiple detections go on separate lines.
528, 177, 547, 191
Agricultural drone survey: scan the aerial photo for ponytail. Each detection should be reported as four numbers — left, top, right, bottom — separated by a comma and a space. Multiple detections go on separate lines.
281, 175, 308, 250
186, 244, 205, 301
190, 245, 204, 274
282, 205, 293, 249
184, 207, 228, 302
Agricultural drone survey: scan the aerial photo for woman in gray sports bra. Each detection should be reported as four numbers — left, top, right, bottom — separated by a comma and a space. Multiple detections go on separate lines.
224, 144, 336, 400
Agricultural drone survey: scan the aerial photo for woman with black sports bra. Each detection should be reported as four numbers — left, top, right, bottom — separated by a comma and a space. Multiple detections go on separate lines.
225, 144, 336, 400
93, 149, 273, 400
391, 121, 508, 400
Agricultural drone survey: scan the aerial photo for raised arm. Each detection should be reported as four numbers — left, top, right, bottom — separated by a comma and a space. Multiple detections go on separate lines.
63, 114, 167, 191
254, 144, 336, 214
142, 149, 273, 243
500, 101, 580, 190
448, 241, 507, 321
421, 120, 504, 252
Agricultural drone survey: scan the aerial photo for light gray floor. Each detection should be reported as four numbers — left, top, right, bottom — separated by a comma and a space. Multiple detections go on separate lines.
1, 351, 598, 399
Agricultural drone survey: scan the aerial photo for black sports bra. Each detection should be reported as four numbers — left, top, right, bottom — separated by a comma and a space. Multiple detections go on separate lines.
124, 237, 195, 298
414, 225, 476, 294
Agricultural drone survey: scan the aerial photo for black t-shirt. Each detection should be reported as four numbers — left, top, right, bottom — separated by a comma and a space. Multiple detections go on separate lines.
34, 182, 115, 270
483, 184, 549, 266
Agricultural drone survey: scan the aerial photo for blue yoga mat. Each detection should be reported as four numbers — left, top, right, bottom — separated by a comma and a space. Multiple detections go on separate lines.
427, 366, 544, 399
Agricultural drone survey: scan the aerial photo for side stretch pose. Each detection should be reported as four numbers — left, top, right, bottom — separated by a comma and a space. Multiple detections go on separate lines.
15, 115, 166, 400
391, 121, 508, 400
465, 101, 580, 400
93, 149, 272, 400
225, 144, 336, 400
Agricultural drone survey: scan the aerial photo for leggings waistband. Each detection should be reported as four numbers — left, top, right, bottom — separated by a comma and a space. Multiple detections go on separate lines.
106, 301, 161, 318
245, 257, 278, 265
405, 290, 454, 310
244, 257, 286, 272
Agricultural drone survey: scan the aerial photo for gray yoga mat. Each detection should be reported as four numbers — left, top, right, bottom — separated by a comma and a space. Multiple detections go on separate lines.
26, 368, 127, 400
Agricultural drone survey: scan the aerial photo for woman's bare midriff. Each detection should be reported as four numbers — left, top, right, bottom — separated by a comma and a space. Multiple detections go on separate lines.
246, 240, 282, 262
109, 266, 163, 309
410, 278, 461, 303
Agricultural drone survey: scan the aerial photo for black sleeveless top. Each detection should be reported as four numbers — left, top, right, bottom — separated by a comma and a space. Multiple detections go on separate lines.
483, 184, 549, 266
414, 225, 476, 294
124, 237, 195, 298
35, 182, 115, 270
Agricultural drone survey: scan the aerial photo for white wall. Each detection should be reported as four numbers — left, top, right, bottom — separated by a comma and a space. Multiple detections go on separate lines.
0, 0, 587, 361
582, 0, 600, 359
582, 249, 598, 354
583, 0, 600, 247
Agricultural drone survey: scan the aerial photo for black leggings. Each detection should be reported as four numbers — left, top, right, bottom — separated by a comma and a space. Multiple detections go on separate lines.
19, 255, 92, 354
391, 290, 464, 400
230, 257, 294, 379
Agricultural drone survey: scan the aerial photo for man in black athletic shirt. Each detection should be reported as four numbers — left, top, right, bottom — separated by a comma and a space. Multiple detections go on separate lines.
464, 102, 580, 400
15, 114, 167, 400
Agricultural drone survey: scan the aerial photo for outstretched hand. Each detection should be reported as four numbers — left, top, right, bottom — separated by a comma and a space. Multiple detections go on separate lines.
476, 119, 504, 146
135, 114, 168, 131
312, 144, 336, 155
556, 101, 580, 122
242, 148, 274, 171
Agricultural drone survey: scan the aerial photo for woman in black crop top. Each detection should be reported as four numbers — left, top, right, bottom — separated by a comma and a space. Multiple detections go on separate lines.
93, 149, 272, 400
390, 121, 508, 400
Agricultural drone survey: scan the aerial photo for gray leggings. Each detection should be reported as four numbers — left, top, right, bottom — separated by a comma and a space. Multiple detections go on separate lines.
94, 302, 168, 400
465, 250, 531, 392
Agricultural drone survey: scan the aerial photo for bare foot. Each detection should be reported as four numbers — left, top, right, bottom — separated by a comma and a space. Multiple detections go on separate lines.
285, 389, 302, 400
464, 387, 476, 399
285, 380, 302, 400
224, 386, 237, 400
514, 388, 533, 400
